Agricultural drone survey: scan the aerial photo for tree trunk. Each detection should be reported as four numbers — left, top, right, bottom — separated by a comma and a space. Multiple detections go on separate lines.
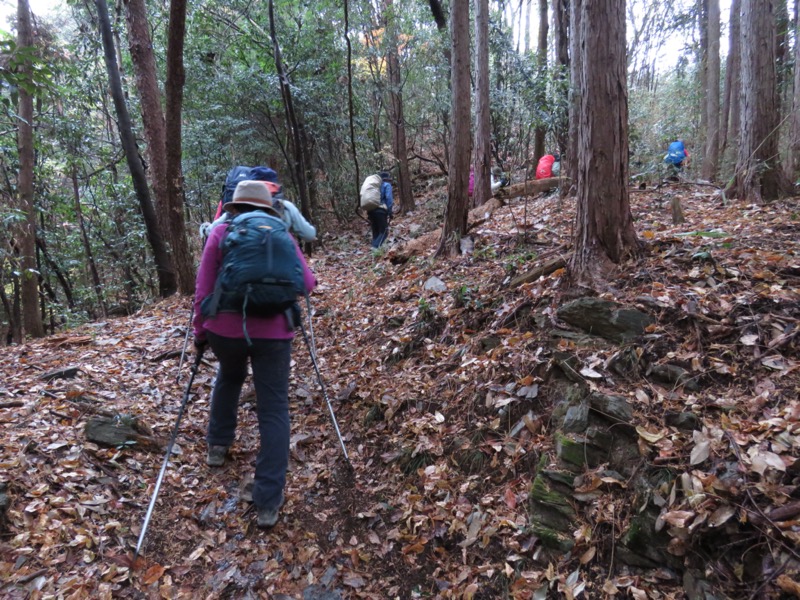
698, 0, 708, 157
553, 0, 570, 155
569, 0, 639, 285
268, 0, 312, 226
702, 0, 720, 181
344, 0, 362, 209
95, 0, 176, 297
566, 0, 582, 188
385, 0, 414, 212
731, 0, 793, 203
436, 0, 471, 258
71, 167, 106, 317
533, 0, 548, 162
164, 0, 194, 294
473, 0, 491, 207
16, 0, 44, 338
720, 0, 741, 165
786, 0, 800, 182
524, 0, 532, 54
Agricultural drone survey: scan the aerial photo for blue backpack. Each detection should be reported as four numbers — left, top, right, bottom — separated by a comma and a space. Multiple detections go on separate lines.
222, 166, 253, 206
201, 212, 306, 339
665, 141, 686, 165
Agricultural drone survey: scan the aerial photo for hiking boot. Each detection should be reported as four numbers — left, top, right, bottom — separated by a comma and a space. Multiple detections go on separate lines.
257, 506, 280, 528
257, 494, 284, 528
206, 445, 228, 467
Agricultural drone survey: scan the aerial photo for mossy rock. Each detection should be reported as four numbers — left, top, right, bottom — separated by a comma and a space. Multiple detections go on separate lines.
555, 432, 607, 469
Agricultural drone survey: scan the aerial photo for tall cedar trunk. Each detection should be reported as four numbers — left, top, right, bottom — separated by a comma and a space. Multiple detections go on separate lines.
123, 0, 168, 239
164, 0, 194, 293
533, 0, 548, 162
732, 0, 792, 203
566, 0, 582, 188
698, 0, 708, 154
16, 0, 44, 338
720, 0, 741, 164
569, 0, 639, 284
786, 0, 800, 181
71, 168, 106, 316
702, 0, 720, 180
553, 0, 570, 155
344, 0, 362, 208
473, 0, 491, 207
436, 0, 471, 258
95, 0, 176, 296
385, 0, 414, 212
268, 0, 312, 226
524, 0, 532, 54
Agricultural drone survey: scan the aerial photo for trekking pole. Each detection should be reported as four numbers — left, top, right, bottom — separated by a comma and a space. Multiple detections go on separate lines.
176, 304, 194, 384
298, 318, 350, 465
134, 347, 205, 560
304, 294, 317, 356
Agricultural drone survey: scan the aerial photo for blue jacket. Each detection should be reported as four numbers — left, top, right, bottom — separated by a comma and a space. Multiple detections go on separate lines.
381, 181, 394, 216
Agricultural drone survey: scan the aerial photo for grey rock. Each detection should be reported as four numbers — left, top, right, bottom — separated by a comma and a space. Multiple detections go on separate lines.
557, 297, 653, 343
423, 276, 447, 293
665, 411, 701, 431
563, 402, 589, 433
588, 393, 634, 424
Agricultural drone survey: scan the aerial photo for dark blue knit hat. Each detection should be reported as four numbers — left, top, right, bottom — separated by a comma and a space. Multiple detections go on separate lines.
249, 166, 279, 183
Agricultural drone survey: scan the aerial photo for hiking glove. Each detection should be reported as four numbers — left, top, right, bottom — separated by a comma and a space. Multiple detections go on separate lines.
194, 337, 208, 353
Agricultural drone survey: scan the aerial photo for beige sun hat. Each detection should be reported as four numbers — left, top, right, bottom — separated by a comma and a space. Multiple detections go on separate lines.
225, 180, 279, 216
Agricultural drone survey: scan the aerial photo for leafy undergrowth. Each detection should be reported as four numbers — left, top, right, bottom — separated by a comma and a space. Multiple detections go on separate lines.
1, 180, 799, 599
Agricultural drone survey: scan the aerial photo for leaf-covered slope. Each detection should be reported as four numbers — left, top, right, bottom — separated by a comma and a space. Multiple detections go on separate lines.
1, 184, 798, 599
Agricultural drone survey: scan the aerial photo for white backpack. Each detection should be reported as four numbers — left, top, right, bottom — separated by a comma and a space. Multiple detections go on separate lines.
360, 174, 383, 211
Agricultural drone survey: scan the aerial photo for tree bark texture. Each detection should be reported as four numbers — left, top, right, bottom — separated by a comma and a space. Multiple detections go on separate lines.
720, 0, 741, 165
164, 0, 194, 294
473, 0, 491, 207
16, 0, 44, 338
702, 0, 720, 181
385, 0, 414, 212
344, 0, 362, 209
533, 0, 548, 162
566, 0, 582, 187
569, 0, 639, 284
436, 0, 471, 258
786, 0, 800, 182
732, 0, 792, 203
95, 0, 177, 297
553, 0, 570, 155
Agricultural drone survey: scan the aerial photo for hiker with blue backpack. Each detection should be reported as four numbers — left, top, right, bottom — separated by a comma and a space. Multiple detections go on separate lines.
359, 170, 393, 248
203, 166, 317, 243
193, 180, 316, 529
664, 140, 691, 174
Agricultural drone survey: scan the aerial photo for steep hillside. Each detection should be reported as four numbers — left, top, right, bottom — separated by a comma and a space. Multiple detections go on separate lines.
1, 182, 799, 599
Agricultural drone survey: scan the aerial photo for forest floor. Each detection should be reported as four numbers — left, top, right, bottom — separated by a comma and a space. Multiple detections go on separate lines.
1, 174, 799, 599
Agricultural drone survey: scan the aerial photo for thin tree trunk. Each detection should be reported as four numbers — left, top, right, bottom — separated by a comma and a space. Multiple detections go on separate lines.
720, 0, 741, 164
731, 0, 793, 203
569, 0, 639, 285
344, 0, 362, 209
702, 0, 720, 181
164, 0, 194, 293
566, 0, 582, 188
533, 0, 548, 162
95, 0, 176, 297
385, 0, 414, 212
268, 0, 312, 225
16, 0, 44, 338
553, 0, 570, 155
786, 0, 800, 182
524, 0, 532, 54
473, 0, 491, 207
71, 167, 106, 316
436, 0, 471, 258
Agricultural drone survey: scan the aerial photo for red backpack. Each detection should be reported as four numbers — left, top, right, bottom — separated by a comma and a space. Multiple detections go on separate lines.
535, 155, 556, 180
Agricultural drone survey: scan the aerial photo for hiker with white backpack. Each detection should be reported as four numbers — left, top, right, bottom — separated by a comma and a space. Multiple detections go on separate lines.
360, 170, 393, 248
193, 180, 317, 529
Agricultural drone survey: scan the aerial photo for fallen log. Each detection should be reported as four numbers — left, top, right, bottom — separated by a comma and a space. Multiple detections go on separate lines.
496, 177, 568, 199
509, 252, 571, 288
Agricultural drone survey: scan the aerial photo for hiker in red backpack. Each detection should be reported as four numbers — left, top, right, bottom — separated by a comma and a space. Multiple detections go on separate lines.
194, 180, 316, 530
535, 153, 558, 180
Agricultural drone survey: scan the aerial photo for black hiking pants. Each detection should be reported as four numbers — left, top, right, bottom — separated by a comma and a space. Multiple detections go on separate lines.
368, 207, 389, 248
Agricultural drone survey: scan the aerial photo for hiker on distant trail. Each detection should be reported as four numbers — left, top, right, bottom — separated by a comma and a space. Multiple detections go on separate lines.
664, 140, 690, 173
194, 180, 317, 529
203, 166, 317, 243
535, 153, 559, 180
359, 170, 393, 248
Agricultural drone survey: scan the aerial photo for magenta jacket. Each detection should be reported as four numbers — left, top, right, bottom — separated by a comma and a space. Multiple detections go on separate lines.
193, 221, 317, 342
